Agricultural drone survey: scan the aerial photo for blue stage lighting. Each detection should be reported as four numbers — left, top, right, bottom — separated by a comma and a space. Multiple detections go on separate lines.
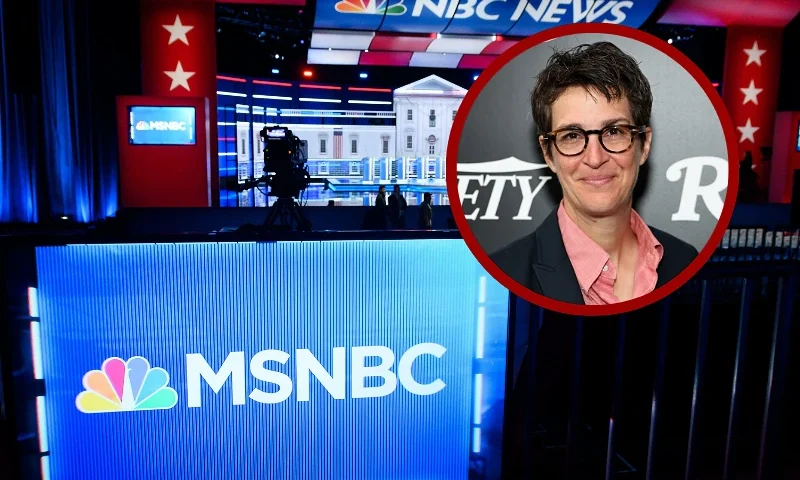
359, 73, 368, 79
272, 68, 280, 74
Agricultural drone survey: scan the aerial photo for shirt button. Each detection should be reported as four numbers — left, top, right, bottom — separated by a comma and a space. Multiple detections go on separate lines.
603, 265, 608, 272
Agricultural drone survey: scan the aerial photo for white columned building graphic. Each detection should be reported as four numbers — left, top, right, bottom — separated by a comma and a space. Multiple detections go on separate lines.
393, 74, 468, 165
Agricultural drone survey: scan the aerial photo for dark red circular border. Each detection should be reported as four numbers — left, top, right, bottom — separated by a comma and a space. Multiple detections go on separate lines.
446, 23, 740, 317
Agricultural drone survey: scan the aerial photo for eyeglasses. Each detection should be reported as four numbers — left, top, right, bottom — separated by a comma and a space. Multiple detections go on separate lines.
542, 124, 648, 157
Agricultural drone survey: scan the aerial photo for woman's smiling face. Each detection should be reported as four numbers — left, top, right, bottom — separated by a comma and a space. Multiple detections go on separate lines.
540, 86, 652, 219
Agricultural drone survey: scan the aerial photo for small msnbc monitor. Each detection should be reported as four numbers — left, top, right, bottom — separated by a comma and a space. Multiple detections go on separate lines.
128, 106, 196, 146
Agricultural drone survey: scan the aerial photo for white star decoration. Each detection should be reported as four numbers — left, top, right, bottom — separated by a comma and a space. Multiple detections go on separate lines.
740, 80, 763, 105
163, 15, 194, 46
743, 41, 766, 66
164, 61, 195, 91
737, 118, 759, 143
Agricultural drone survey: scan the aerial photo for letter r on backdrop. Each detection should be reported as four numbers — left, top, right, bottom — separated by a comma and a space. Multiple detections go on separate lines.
666, 156, 728, 221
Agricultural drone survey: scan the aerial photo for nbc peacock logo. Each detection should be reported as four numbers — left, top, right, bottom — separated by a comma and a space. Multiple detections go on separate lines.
76, 356, 179, 413
335, 0, 407, 15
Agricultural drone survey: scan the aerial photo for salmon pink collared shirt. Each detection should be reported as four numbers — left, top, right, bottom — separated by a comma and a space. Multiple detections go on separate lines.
557, 202, 664, 305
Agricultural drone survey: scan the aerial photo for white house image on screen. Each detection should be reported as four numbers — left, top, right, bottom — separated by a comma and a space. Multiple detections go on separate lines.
393, 75, 466, 160
253, 75, 466, 206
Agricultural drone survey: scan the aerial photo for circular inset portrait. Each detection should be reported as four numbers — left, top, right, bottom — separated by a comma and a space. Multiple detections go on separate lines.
448, 24, 738, 316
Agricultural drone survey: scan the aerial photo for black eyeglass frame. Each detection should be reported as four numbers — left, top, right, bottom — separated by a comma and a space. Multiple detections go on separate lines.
541, 124, 649, 156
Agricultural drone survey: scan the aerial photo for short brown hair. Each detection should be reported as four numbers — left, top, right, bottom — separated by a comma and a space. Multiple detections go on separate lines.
531, 42, 653, 135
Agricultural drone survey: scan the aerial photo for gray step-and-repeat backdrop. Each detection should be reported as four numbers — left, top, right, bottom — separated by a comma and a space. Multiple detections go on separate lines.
456, 33, 729, 255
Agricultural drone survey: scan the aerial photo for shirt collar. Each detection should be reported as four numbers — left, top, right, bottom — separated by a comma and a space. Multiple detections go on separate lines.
557, 202, 610, 293
557, 202, 663, 293
630, 208, 664, 269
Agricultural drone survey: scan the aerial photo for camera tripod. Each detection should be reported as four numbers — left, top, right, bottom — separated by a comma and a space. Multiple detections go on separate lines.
263, 196, 312, 232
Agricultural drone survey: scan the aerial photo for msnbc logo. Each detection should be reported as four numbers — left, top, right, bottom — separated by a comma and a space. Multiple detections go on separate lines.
335, 0, 407, 15
76, 356, 178, 413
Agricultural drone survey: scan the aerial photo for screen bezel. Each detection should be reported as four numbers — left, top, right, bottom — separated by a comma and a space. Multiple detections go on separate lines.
796, 120, 800, 152
127, 105, 197, 146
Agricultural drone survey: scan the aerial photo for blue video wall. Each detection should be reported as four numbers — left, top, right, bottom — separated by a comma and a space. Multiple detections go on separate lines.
216, 76, 401, 207
31, 239, 509, 479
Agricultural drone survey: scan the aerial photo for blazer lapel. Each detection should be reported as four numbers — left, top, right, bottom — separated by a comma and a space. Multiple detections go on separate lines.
531, 210, 585, 305
654, 233, 682, 290
655, 264, 671, 289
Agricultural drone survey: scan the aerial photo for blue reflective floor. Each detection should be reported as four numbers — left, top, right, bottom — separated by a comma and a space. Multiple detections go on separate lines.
223, 184, 451, 207
326, 178, 447, 193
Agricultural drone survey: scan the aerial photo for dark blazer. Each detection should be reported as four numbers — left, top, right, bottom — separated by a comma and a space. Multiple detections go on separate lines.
490, 208, 699, 304
388, 193, 407, 218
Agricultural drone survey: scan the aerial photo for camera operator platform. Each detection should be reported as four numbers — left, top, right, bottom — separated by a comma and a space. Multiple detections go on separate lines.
238, 126, 314, 232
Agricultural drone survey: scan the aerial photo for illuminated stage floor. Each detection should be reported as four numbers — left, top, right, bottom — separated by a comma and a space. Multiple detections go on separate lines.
325, 178, 447, 194
229, 181, 451, 207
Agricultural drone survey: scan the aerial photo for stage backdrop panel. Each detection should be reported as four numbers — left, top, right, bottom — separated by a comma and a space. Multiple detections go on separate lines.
34, 239, 508, 479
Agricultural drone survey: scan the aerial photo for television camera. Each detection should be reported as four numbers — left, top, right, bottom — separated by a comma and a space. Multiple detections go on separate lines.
235, 125, 314, 231
259, 125, 311, 199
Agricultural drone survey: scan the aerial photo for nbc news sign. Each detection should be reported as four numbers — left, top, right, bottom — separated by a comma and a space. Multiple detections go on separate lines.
314, 0, 663, 36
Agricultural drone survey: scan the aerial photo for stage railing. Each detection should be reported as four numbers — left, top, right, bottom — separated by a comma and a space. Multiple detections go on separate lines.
504, 259, 799, 479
